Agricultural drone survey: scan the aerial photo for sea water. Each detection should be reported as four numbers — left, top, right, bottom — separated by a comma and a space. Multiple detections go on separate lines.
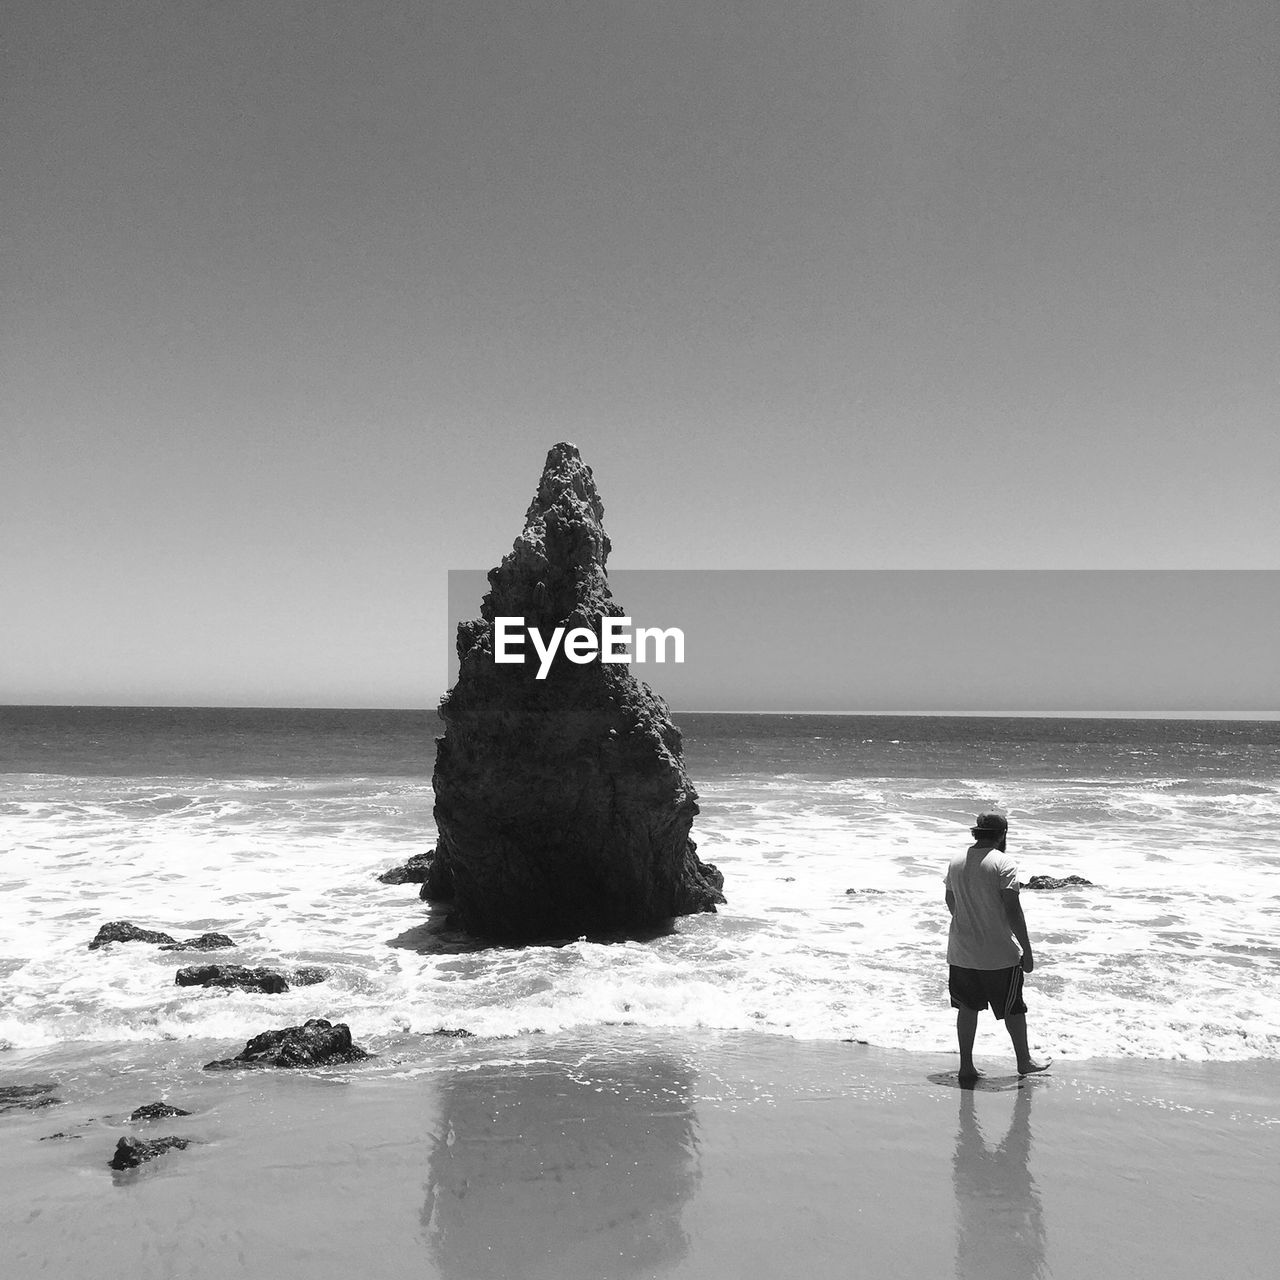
2, 708, 1278, 1066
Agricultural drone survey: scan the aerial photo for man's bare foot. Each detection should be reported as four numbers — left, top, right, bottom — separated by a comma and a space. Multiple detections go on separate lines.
957, 1066, 983, 1083
1017, 1058, 1052, 1076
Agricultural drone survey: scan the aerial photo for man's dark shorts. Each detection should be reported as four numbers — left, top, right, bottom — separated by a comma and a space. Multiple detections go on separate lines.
949, 964, 1027, 1020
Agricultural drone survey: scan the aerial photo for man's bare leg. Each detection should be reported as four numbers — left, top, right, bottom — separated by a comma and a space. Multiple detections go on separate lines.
1004, 1013, 1051, 1075
956, 1006, 980, 1080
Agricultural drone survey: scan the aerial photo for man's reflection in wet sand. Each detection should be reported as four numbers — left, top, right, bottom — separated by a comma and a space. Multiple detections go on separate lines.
953, 1084, 1048, 1280
423, 1053, 699, 1280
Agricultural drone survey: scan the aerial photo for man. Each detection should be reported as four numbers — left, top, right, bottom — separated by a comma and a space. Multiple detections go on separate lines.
944, 813, 1051, 1080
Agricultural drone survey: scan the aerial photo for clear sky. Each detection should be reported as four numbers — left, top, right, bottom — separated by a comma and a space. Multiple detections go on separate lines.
4, 2, 1277, 710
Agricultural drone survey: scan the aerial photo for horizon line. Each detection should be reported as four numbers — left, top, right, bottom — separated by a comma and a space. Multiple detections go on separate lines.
2, 702, 1277, 722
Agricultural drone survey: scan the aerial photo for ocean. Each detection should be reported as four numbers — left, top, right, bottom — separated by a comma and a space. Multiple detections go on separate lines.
2, 707, 1278, 1070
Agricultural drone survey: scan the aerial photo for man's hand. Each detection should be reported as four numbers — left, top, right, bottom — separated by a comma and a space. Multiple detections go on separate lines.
1020, 951, 1035, 974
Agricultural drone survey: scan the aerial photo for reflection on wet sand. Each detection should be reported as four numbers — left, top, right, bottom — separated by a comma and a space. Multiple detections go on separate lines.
953, 1084, 1048, 1280
423, 1053, 700, 1280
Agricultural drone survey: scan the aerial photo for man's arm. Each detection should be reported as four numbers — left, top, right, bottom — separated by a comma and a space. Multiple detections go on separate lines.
1002, 888, 1034, 972
945, 888, 955, 916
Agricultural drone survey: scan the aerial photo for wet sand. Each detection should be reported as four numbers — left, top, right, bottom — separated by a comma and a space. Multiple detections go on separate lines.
3, 1030, 1278, 1279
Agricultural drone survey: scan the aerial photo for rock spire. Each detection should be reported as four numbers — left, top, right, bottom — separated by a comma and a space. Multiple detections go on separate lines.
428, 442, 724, 940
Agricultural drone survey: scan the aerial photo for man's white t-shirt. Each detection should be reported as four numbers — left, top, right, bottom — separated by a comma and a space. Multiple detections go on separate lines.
944, 846, 1023, 970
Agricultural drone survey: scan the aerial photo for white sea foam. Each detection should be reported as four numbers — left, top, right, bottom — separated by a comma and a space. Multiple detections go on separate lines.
1, 770, 1279, 1063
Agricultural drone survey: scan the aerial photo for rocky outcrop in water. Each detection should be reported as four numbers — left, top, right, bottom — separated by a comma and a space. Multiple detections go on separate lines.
377, 852, 434, 885
202, 1018, 369, 1070
175, 964, 290, 993
88, 922, 238, 951
428, 442, 724, 941
130, 1102, 192, 1120
87, 921, 177, 949
1025, 875, 1095, 890
174, 963, 328, 992
110, 1135, 190, 1170
159, 932, 237, 952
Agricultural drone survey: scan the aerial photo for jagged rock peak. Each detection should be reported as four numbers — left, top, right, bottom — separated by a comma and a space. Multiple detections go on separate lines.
481, 442, 614, 629
527, 442, 606, 536
429, 443, 724, 942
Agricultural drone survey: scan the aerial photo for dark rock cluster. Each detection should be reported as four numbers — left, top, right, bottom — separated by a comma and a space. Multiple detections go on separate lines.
159, 932, 237, 952
377, 852, 434, 885
202, 1018, 370, 1071
175, 964, 290, 993
172, 963, 330, 992
87, 921, 238, 951
130, 1101, 192, 1120
1025, 874, 1096, 890
110, 1135, 190, 1170
87, 921, 178, 949
427, 442, 724, 941
72, 928, 362, 1173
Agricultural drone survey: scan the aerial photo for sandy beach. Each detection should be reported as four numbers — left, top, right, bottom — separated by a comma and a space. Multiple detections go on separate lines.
3, 1029, 1277, 1280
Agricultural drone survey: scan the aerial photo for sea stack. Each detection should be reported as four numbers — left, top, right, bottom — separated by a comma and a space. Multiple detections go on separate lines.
429, 442, 724, 941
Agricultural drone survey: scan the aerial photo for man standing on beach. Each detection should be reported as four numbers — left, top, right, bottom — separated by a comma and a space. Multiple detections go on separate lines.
944, 813, 1051, 1080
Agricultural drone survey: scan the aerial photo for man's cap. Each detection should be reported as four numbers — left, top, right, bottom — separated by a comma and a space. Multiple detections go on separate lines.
971, 813, 1009, 837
